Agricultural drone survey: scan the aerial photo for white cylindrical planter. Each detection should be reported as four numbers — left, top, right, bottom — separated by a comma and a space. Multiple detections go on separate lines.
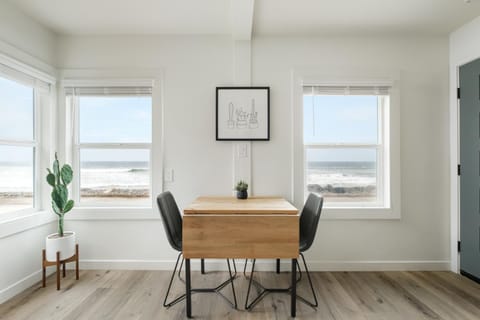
45, 231, 76, 262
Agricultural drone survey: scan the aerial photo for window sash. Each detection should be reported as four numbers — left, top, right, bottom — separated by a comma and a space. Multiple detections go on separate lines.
303, 91, 388, 209
0, 84, 40, 216
70, 93, 153, 208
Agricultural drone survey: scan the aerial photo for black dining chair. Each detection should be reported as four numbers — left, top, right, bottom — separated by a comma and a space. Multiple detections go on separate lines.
157, 191, 238, 309
244, 193, 324, 310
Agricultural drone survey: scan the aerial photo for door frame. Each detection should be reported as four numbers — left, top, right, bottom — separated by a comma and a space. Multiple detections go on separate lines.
451, 55, 480, 273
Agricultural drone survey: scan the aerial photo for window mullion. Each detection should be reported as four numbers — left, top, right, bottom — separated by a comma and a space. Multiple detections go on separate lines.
305, 144, 380, 149
0, 139, 36, 147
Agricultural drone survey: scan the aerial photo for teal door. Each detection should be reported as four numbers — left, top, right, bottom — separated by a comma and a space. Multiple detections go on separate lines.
460, 57, 480, 282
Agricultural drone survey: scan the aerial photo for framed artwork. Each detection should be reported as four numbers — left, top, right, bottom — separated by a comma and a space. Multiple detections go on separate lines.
216, 87, 270, 141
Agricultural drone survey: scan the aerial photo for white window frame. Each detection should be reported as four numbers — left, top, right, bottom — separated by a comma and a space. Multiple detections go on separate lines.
303, 92, 389, 209
60, 75, 164, 220
0, 54, 55, 221
70, 88, 153, 209
292, 69, 401, 220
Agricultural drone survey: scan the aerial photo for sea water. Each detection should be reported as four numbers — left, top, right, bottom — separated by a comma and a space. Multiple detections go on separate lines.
0, 162, 150, 212
306, 161, 377, 201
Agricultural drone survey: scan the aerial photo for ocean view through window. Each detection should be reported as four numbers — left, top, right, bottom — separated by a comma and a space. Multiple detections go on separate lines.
0, 76, 36, 214
303, 85, 390, 208
68, 88, 153, 207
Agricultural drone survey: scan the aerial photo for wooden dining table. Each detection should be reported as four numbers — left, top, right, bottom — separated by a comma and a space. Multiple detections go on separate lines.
183, 196, 299, 318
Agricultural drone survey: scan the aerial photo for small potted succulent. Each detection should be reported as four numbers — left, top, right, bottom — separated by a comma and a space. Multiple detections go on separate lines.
45, 153, 75, 262
235, 180, 249, 200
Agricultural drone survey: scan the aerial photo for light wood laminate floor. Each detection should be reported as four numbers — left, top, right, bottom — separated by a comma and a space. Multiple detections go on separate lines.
1, 269, 480, 319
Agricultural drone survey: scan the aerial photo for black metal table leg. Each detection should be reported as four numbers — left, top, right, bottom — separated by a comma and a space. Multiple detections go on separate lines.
186, 259, 192, 318
201, 258, 205, 274
276, 258, 281, 274
291, 259, 297, 317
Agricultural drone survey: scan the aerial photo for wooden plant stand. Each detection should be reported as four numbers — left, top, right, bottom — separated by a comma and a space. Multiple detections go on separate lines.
42, 244, 79, 290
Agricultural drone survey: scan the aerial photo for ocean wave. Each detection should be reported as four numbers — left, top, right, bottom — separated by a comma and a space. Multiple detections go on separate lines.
0, 192, 33, 198
307, 183, 376, 196
81, 187, 149, 198
128, 168, 148, 173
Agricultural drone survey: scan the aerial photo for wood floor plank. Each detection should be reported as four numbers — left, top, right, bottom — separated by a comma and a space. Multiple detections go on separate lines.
1, 270, 479, 320
407, 272, 480, 320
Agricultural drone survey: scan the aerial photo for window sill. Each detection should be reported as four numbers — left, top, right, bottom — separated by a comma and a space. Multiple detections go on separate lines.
321, 207, 400, 220
67, 207, 159, 220
0, 210, 56, 239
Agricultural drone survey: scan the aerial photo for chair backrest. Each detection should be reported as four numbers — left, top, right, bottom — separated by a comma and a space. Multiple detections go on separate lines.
156, 191, 183, 252
299, 193, 324, 252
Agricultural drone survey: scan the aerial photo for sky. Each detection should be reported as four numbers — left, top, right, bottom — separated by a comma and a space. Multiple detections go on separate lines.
79, 96, 152, 162
0, 77, 34, 163
303, 94, 379, 162
0, 77, 34, 141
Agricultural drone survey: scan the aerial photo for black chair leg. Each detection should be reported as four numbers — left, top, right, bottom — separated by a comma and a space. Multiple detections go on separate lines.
201, 259, 205, 274
227, 259, 238, 309
244, 259, 302, 280
244, 258, 307, 312
243, 259, 249, 277
245, 259, 268, 310
164, 252, 187, 308
168, 256, 238, 310
297, 252, 318, 308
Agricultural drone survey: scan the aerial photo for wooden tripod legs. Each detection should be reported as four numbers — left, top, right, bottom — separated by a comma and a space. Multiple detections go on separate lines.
42, 244, 79, 290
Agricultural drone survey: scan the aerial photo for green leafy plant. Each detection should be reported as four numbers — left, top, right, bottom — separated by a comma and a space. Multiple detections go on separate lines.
235, 180, 248, 192
46, 153, 74, 237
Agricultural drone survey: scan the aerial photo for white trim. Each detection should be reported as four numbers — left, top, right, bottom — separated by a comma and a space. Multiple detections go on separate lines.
303, 79, 394, 87
66, 80, 156, 210
0, 66, 46, 221
67, 209, 159, 220
299, 260, 449, 271
0, 52, 55, 85
291, 68, 401, 219
449, 56, 480, 273
58, 70, 164, 219
75, 259, 449, 272
450, 65, 460, 273
321, 208, 400, 220
0, 210, 55, 239
62, 78, 155, 88
0, 268, 55, 304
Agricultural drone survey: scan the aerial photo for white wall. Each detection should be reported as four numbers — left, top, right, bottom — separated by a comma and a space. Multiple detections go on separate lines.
0, 2, 57, 303
253, 36, 450, 268
449, 16, 480, 272
56, 35, 236, 268
0, 1, 56, 71
54, 34, 451, 271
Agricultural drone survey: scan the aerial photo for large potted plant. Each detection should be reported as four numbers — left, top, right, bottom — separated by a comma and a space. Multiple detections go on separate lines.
45, 153, 75, 262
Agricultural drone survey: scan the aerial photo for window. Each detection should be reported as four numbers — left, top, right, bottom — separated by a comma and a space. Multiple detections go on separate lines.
67, 87, 153, 207
303, 85, 390, 208
0, 76, 37, 215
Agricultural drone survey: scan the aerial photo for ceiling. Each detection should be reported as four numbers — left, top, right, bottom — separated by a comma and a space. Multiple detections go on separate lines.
7, 0, 480, 36
254, 0, 480, 36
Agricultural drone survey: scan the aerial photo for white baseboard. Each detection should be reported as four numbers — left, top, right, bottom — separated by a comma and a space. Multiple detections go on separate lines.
77, 259, 450, 272
0, 269, 54, 304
